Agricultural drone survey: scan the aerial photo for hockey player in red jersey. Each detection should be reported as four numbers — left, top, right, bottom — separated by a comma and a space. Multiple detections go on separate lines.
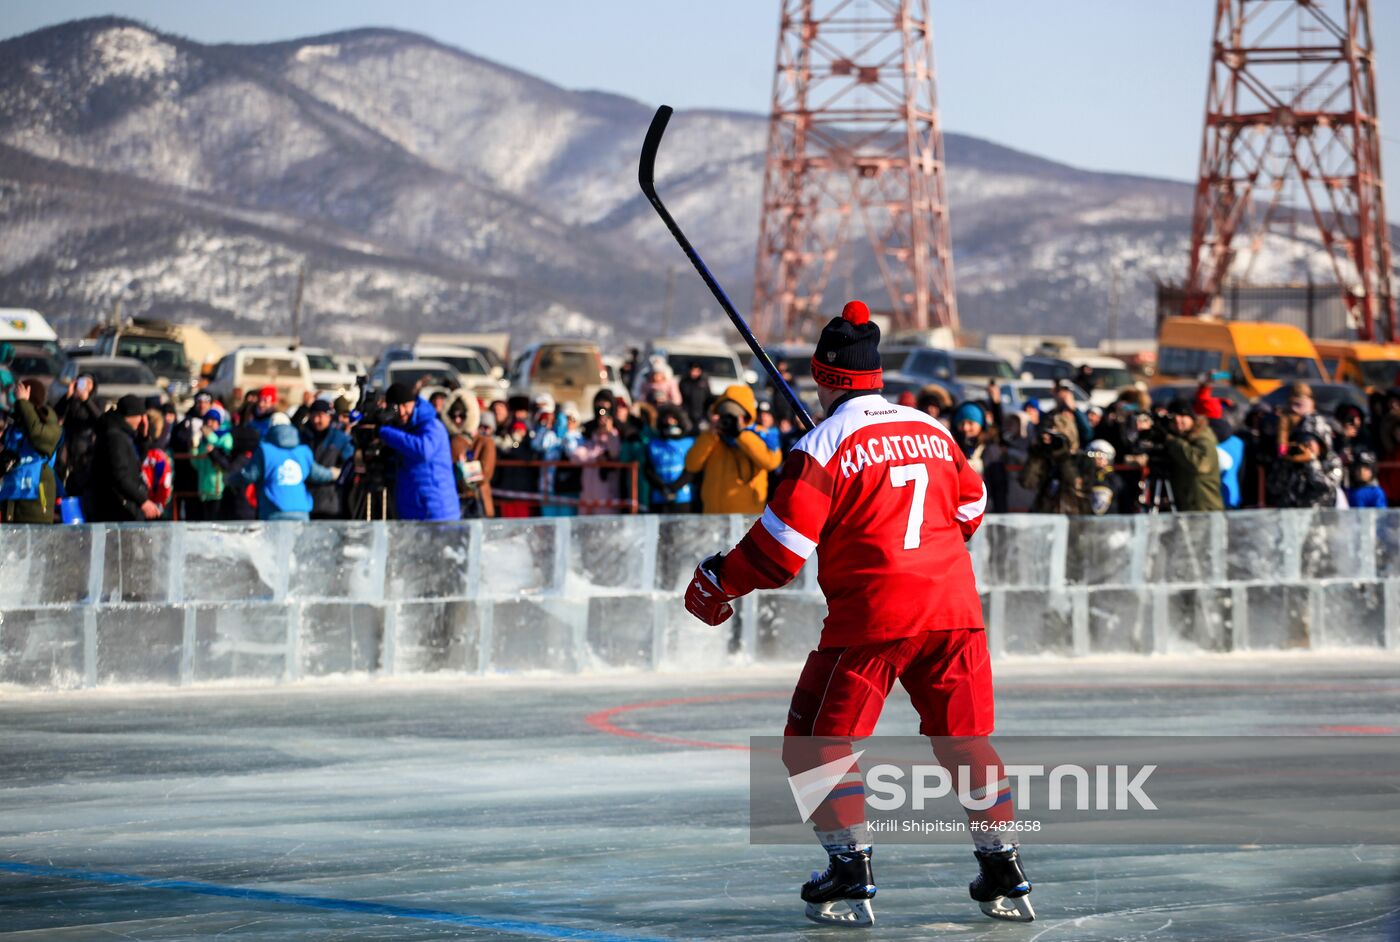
684, 300, 1033, 926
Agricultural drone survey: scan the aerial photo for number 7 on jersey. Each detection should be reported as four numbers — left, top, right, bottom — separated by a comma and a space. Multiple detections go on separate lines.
889, 463, 928, 550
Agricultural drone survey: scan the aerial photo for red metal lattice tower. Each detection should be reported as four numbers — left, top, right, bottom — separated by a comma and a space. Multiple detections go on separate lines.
752, 0, 957, 342
1183, 0, 1397, 341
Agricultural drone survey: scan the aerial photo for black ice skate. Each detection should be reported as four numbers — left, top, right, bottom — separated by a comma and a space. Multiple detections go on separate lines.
801, 850, 876, 927
969, 847, 1035, 922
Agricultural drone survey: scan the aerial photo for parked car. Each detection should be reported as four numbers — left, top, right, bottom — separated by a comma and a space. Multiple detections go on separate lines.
90, 318, 195, 402
62, 340, 98, 360
7, 345, 62, 383
1155, 316, 1325, 399
0, 307, 62, 359
879, 345, 1015, 400
372, 343, 509, 404
49, 356, 166, 410
508, 341, 611, 411
600, 355, 636, 404
334, 354, 368, 377
300, 347, 359, 401
375, 359, 465, 398
641, 338, 755, 400
1020, 352, 1135, 408
1313, 339, 1400, 393
205, 347, 313, 411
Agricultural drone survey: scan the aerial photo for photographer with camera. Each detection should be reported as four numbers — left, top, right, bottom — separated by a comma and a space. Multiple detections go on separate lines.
375, 382, 460, 522
0, 378, 61, 523
680, 384, 780, 515
1153, 399, 1223, 513
1018, 415, 1091, 515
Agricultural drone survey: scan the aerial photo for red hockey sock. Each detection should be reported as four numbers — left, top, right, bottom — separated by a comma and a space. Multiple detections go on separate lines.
931, 736, 1016, 851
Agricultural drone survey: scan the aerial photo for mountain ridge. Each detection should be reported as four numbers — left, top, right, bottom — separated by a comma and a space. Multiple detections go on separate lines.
0, 16, 1357, 352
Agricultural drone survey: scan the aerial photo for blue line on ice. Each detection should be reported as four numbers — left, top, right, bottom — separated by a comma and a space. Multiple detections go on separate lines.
0, 860, 674, 941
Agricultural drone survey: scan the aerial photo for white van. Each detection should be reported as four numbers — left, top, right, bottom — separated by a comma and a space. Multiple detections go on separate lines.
1067, 354, 1136, 408
643, 338, 754, 399
205, 347, 313, 411
0, 308, 61, 358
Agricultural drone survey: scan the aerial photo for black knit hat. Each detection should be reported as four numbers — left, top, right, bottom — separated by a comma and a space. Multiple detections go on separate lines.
811, 300, 882, 390
385, 383, 415, 406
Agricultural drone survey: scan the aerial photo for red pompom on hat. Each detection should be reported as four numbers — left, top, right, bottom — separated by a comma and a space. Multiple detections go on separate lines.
812, 299, 883, 390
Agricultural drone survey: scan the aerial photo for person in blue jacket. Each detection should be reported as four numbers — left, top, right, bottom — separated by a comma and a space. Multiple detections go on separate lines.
239, 413, 336, 521
378, 383, 461, 522
645, 405, 696, 512
1346, 452, 1389, 508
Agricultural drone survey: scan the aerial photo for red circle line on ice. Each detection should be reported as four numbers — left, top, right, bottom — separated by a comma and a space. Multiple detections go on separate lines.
584, 687, 1400, 750
583, 692, 786, 751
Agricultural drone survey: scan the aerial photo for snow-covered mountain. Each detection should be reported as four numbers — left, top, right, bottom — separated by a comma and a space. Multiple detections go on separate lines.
0, 17, 1356, 351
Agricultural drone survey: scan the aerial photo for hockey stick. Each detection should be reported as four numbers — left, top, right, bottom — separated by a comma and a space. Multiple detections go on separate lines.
638, 105, 816, 433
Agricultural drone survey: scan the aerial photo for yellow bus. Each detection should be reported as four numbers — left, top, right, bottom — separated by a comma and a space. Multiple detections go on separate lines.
1154, 317, 1325, 399
1312, 340, 1400, 392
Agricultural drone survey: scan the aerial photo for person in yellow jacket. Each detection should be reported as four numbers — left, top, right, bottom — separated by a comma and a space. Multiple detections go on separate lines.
679, 383, 781, 514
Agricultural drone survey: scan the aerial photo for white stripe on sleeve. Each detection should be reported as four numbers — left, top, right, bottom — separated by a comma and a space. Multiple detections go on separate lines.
957, 481, 988, 523
760, 507, 818, 560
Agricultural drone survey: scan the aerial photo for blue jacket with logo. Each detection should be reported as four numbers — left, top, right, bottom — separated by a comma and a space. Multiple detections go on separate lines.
378, 398, 461, 521
646, 434, 695, 505
241, 424, 334, 517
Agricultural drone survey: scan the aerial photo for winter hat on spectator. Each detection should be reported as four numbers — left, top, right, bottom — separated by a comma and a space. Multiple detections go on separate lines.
714, 383, 758, 424
917, 384, 952, 415
562, 401, 581, 421
333, 396, 351, 416
592, 389, 615, 414
952, 401, 986, 429
309, 399, 333, 415
1193, 385, 1224, 420
385, 383, 415, 406
204, 407, 225, 427
533, 392, 556, 413
812, 300, 881, 390
1165, 398, 1195, 418
897, 391, 917, 407
258, 384, 278, 401
116, 394, 144, 417
194, 390, 213, 403
1086, 439, 1116, 462
270, 412, 291, 427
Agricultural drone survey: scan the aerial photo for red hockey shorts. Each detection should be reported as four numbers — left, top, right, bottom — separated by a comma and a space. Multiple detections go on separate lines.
783, 628, 994, 739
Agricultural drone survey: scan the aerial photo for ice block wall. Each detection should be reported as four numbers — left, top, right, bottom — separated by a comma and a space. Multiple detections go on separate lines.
1, 510, 1397, 689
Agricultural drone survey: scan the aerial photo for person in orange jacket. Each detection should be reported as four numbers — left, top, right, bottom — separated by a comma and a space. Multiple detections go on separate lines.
678, 383, 781, 514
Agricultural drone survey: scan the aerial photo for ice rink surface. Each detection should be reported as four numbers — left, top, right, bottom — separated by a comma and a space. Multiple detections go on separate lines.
3, 652, 1399, 941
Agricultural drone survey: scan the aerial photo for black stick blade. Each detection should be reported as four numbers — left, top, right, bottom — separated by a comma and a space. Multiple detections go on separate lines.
638, 105, 673, 199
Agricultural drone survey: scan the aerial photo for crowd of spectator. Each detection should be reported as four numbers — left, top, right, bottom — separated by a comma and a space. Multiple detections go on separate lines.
2, 352, 1398, 525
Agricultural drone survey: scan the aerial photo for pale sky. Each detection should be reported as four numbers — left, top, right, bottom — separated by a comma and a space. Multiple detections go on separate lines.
3, 1, 1399, 209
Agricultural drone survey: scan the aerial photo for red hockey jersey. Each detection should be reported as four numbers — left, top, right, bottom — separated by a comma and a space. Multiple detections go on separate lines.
720, 392, 986, 648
